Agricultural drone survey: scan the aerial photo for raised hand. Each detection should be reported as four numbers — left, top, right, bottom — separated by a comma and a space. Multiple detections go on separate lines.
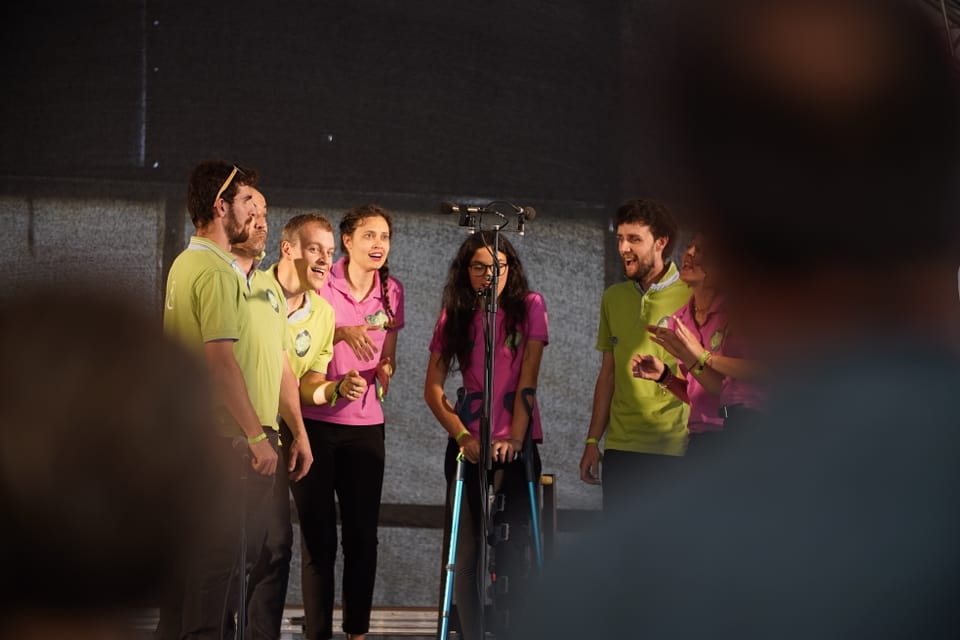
631, 353, 665, 380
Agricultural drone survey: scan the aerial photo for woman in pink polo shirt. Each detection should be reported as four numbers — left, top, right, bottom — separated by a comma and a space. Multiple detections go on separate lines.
634, 232, 763, 454
293, 204, 403, 640
424, 231, 548, 640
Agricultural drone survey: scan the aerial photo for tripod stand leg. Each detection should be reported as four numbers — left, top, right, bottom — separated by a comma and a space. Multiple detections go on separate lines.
440, 453, 466, 640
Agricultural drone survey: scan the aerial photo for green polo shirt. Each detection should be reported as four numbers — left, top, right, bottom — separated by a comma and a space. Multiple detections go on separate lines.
596, 262, 691, 455
242, 269, 289, 432
163, 236, 249, 437
267, 264, 335, 380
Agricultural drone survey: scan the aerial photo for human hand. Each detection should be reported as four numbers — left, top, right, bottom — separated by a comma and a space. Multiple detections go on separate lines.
376, 356, 394, 399
579, 443, 602, 485
631, 353, 665, 380
335, 325, 379, 361
459, 434, 481, 464
249, 438, 278, 476
492, 438, 522, 463
648, 323, 697, 365
672, 318, 707, 363
339, 370, 368, 402
287, 434, 314, 482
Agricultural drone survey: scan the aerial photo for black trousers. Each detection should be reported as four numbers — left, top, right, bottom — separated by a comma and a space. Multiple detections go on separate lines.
244, 422, 295, 640
157, 428, 278, 640
291, 419, 385, 640
601, 448, 684, 515
442, 438, 541, 640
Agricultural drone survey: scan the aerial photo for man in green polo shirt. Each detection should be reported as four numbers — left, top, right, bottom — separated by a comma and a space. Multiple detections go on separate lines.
236, 189, 317, 640
579, 199, 690, 513
159, 161, 279, 640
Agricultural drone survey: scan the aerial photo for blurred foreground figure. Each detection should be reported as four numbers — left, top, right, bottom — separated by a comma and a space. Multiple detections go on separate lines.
520, 0, 960, 637
0, 286, 222, 640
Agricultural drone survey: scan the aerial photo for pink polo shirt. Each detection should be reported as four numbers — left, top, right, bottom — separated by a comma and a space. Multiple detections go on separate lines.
718, 329, 765, 411
303, 257, 405, 426
429, 292, 549, 442
669, 296, 727, 434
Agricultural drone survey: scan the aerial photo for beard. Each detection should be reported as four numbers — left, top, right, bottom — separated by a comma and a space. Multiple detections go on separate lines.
225, 206, 251, 245
625, 253, 657, 283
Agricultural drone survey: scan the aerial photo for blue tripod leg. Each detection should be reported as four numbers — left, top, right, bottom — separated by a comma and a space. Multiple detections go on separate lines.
440, 452, 466, 640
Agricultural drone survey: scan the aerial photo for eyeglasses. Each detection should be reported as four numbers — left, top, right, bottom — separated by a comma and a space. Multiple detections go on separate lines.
468, 261, 508, 276
214, 165, 246, 203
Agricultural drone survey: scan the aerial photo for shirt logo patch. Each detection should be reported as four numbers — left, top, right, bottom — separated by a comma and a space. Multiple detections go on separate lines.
709, 330, 724, 350
610, 336, 619, 347
295, 329, 312, 357
366, 310, 389, 329
266, 288, 280, 313
505, 330, 523, 350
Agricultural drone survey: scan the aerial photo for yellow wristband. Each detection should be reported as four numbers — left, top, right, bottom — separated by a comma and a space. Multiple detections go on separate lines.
585, 437, 600, 446
697, 350, 711, 367
247, 432, 267, 445
329, 379, 344, 407
455, 430, 471, 443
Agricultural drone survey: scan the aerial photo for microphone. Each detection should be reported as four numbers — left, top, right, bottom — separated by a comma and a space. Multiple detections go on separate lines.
439, 201, 537, 219
440, 202, 486, 215
517, 206, 536, 221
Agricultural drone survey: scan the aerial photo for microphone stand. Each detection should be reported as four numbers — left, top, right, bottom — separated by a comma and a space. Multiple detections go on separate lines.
476, 216, 505, 640
438, 200, 532, 640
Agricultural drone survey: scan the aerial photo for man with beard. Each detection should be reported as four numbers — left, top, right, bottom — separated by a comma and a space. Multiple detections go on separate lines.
579, 199, 690, 513
233, 191, 316, 639
160, 161, 279, 639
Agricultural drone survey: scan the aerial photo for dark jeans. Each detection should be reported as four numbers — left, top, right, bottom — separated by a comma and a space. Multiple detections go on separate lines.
441, 438, 542, 640
291, 419, 385, 640
245, 422, 296, 640
157, 428, 278, 640
601, 448, 684, 515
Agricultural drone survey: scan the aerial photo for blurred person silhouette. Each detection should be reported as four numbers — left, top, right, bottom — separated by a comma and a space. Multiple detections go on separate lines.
519, 0, 960, 637
0, 285, 223, 640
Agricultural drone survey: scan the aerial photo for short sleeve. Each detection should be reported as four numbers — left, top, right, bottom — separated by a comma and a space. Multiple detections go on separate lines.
428, 308, 448, 354
525, 292, 549, 345
308, 296, 336, 374
387, 277, 405, 332
595, 291, 612, 352
195, 269, 243, 343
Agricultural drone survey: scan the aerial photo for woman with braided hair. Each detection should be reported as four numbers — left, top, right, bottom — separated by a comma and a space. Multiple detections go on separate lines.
297, 204, 404, 640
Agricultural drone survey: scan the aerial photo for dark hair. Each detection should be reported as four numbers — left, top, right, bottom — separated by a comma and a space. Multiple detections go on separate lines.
282, 212, 334, 245
438, 231, 530, 375
186, 161, 259, 228
339, 204, 396, 324
613, 199, 679, 260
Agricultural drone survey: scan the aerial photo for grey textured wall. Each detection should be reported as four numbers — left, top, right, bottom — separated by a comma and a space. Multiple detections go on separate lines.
1, 193, 606, 607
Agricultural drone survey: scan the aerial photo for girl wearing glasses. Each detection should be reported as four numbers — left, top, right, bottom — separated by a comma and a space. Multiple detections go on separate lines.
294, 204, 403, 640
424, 231, 548, 639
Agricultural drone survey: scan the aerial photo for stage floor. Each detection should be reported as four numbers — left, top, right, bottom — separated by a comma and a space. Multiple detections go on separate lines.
131, 607, 440, 639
